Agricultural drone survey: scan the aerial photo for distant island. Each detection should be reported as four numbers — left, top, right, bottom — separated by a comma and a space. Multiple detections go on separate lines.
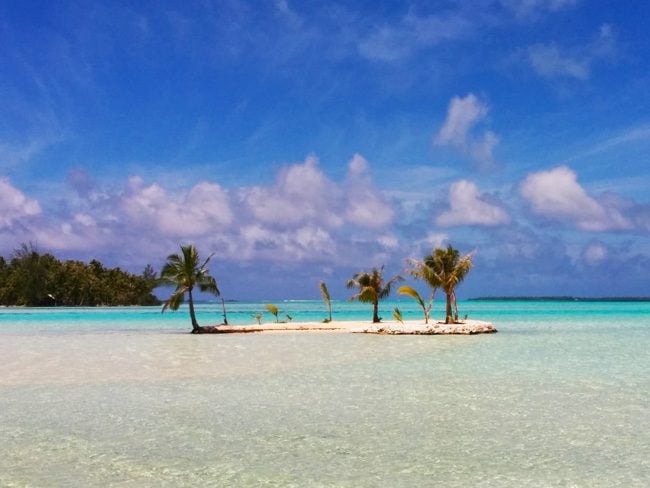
0, 243, 159, 307
470, 296, 650, 302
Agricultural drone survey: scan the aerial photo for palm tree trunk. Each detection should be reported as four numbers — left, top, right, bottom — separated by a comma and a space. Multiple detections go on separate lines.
221, 297, 229, 325
445, 292, 452, 324
188, 288, 200, 333
373, 300, 380, 323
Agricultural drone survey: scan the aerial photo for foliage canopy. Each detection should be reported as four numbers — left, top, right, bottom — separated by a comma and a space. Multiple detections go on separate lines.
0, 243, 159, 307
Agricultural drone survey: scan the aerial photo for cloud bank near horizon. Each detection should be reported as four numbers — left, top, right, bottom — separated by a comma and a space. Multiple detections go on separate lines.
2, 138, 650, 299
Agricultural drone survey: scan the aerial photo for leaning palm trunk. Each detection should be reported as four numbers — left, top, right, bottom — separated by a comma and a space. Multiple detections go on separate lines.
319, 282, 332, 322
188, 288, 200, 333
221, 297, 229, 325
373, 300, 380, 323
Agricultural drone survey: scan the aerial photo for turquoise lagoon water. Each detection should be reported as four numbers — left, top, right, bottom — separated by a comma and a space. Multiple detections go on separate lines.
1, 300, 649, 486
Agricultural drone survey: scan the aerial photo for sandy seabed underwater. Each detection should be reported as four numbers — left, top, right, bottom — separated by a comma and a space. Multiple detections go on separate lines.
1, 300, 649, 487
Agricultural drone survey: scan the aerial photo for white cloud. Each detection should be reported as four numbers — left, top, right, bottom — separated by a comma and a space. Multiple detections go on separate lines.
407, 232, 449, 259
436, 180, 510, 227
237, 224, 335, 262
520, 166, 630, 231
435, 94, 487, 146
28, 153, 385, 264
33, 222, 103, 251
419, 232, 448, 249
73, 213, 95, 227
378, 233, 399, 249
0, 178, 41, 228
527, 23, 615, 80
434, 94, 499, 168
242, 155, 343, 228
122, 178, 232, 237
345, 154, 394, 228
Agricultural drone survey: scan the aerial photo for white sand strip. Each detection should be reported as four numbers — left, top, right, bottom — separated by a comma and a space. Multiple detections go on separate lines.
204, 319, 496, 335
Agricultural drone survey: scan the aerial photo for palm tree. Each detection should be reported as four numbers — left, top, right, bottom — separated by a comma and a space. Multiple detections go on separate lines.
160, 244, 220, 333
346, 266, 403, 323
413, 245, 473, 324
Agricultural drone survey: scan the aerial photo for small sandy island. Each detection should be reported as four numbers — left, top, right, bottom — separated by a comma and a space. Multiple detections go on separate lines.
198, 319, 496, 335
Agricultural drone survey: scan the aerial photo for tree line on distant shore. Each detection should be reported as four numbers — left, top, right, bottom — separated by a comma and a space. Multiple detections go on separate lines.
160, 243, 474, 334
0, 243, 160, 307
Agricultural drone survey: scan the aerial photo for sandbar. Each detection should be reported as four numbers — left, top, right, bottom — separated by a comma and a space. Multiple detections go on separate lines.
200, 319, 496, 335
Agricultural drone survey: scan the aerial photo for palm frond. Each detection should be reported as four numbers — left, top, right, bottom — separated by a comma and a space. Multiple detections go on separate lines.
319, 281, 330, 304
357, 286, 377, 303
198, 275, 220, 296
198, 252, 215, 273
379, 274, 403, 298
393, 307, 404, 324
264, 303, 279, 317
397, 285, 425, 309
405, 258, 441, 290
162, 287, 187, 312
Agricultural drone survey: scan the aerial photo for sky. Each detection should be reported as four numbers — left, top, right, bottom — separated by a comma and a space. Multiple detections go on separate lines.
1, 0, 650, 300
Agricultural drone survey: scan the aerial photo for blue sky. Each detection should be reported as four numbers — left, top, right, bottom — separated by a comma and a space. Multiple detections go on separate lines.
2, 0, 650, 299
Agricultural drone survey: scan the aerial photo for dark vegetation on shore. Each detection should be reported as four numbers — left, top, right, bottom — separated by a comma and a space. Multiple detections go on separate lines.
0, 243, 160, 307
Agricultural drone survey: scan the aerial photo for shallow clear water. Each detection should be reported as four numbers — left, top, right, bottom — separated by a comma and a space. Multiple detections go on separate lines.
1, 301, 649, 486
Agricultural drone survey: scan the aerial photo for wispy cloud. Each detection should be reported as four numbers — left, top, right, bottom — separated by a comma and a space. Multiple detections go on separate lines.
582, 242, 608, 265
434, 94, 500, 169
0, 115, 67, 169
0, 138, 52, 169
562, 124, 650, 164
0, 178, 41, 228
356, 1, 580, 64
357, 10, 472, 62
501, 0, 579, 18
527, 23, 616, 80
273, 0, 303, 27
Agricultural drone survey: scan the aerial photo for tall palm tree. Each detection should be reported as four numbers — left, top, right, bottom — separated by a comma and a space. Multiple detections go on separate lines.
346, 266, 403, 323
416, 245, 473, 324
160, 244, 220, 333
